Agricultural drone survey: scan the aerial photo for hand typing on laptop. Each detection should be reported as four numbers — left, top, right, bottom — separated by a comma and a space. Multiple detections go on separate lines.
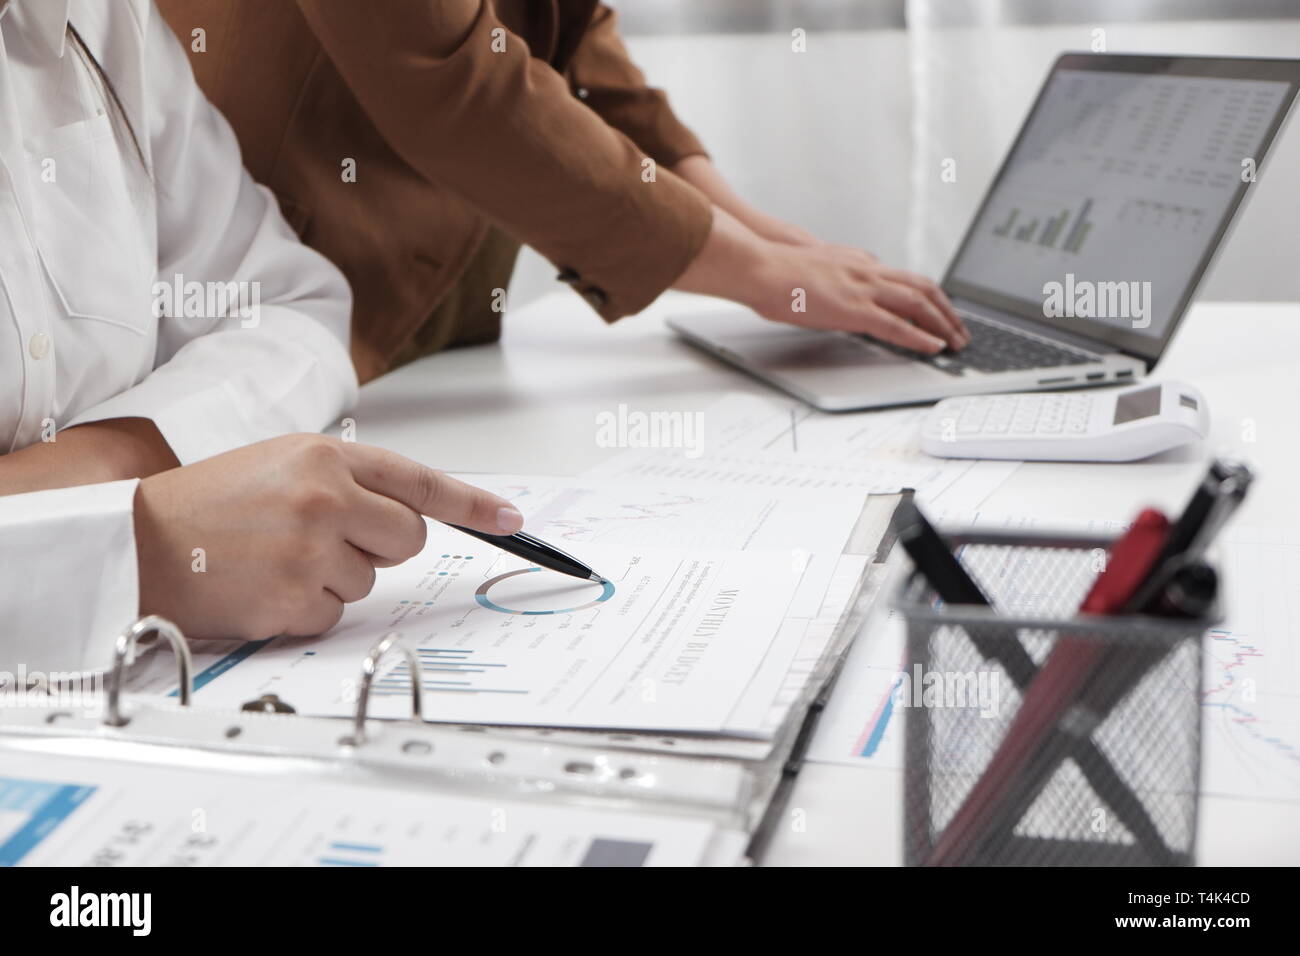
671, 55, 1298, 411
675, 207, 969, 354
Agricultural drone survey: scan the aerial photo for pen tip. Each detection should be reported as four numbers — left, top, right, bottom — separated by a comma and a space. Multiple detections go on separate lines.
590, 573, 609, 586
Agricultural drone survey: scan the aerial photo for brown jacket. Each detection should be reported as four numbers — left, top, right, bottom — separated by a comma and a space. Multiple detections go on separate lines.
158, 0, 713, 382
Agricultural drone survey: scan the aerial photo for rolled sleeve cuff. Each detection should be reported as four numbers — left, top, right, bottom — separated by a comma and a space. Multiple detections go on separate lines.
0, 479, 140, 676
67, 374, 256, 466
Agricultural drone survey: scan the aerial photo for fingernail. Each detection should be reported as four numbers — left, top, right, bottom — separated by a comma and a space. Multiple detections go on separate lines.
497, 506, 524, 534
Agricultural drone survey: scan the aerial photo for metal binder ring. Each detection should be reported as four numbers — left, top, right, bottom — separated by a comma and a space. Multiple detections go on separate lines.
105, 616, 193, 727
347, 632, 423, 746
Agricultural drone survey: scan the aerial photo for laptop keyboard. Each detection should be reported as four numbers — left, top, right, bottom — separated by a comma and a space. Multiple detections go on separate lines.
865, 315, 1101, 376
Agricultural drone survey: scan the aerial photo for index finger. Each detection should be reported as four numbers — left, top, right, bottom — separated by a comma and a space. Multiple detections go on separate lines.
340, 444, 524, 534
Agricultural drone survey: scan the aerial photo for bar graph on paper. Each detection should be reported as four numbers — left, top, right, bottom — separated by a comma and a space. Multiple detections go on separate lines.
317, 841, 384, 867
806, 608, 908, 769
373, 647, 527, 698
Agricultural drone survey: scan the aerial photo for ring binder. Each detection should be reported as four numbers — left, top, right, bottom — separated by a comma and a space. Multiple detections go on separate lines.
105, 616, 193, 727
241, 694, 296, 714
344, 632, 422, 746
0, 494, 908, 866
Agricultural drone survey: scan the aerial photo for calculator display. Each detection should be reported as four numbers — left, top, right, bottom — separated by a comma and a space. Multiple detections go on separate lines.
1113, 385, 1161, 425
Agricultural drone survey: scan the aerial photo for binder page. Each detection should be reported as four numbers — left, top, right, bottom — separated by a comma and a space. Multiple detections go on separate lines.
0, 752, 721, 867
126, 475, 878, 738
165, 534, 806, 735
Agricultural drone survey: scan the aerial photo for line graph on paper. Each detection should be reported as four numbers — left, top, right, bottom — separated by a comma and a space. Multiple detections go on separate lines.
1199, 533, 1300, 804
1202, 625, 1300, 802
526, 488, 716, 543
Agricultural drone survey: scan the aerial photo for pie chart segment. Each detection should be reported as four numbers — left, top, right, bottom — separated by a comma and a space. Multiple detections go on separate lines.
474, 567, 616, 615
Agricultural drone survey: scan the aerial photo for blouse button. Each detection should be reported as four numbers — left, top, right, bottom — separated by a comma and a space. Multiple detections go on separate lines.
28, 332, 51, 360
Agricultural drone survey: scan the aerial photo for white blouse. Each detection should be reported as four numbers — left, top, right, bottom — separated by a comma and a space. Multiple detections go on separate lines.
0, 0, 357, 673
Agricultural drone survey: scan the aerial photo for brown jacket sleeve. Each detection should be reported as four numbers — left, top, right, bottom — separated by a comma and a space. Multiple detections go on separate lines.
568, 3, 709, 168
294, 0, 712, 321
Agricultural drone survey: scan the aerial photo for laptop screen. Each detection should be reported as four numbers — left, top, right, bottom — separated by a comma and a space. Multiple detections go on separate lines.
943, 55, 1300, 364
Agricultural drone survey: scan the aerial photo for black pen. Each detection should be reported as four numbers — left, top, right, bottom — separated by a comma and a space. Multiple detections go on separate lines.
896, 501, 991, 607
447, 524, 609, 585
1127, 459, 1252, 613
896, 501, 1038, 689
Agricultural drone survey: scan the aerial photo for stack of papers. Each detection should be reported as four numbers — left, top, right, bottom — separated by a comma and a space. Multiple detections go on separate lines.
126, 393, 1019, 745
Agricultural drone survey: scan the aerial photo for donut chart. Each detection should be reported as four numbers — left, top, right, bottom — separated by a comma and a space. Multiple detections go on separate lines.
474, 567, 616, 615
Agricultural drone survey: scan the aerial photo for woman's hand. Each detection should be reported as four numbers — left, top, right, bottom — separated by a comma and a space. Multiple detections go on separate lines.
675, 207, 968, 354
134, 434, 523, 640
748, 241, 969, 353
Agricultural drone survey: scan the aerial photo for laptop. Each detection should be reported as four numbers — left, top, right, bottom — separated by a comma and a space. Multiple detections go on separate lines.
670, 53, 1300, 411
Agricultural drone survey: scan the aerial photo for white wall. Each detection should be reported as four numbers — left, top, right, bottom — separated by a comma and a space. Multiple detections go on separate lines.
510, 18, 1300, 308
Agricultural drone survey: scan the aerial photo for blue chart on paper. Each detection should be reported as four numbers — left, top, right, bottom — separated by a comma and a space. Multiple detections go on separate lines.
0, 777, 97, 866
474, 567, 616, 616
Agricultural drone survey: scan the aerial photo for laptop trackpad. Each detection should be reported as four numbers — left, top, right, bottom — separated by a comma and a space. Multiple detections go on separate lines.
670, 310, 958, 408
735, 328, 908, 369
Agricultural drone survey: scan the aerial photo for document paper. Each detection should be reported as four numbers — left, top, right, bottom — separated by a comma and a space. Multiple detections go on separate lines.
1, 752, 722, 867
127, 474, 877, 740
172, 533, 806, 735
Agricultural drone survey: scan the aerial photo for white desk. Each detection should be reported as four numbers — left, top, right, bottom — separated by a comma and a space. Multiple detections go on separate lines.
356, 290, 1300, 866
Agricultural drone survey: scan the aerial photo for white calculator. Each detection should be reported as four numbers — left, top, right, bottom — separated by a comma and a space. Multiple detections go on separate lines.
920, 381, 1209, 462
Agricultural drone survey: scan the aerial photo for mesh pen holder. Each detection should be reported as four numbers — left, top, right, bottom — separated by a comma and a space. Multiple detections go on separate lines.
897, 530, 1214, 867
